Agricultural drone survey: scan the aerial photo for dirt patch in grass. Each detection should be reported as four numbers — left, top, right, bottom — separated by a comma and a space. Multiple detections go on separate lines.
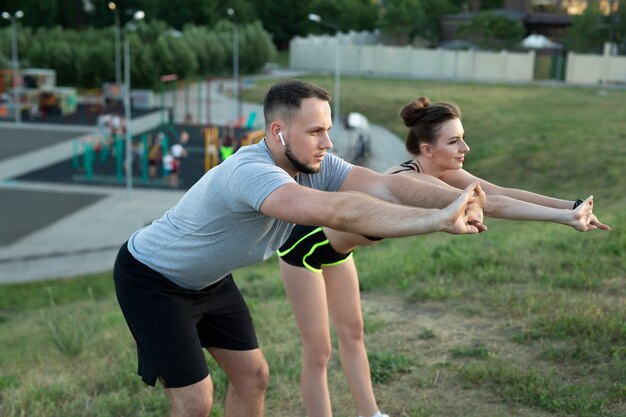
358, 293, 558, 417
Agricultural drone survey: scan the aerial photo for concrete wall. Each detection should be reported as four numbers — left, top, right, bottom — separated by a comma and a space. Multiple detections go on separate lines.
566, 44, 626, 85
290, 36, 535, 82
291, 36, 626, 86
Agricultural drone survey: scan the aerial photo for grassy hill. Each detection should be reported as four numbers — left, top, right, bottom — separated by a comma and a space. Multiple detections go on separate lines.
1, 77, 624, 417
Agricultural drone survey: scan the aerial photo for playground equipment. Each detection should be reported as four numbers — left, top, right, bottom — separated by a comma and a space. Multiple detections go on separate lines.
204, 126, 263, 171
72, 139, 95, 180
72, 132, 155, 184
72, 135, 124, 182
69, 121, 261, 188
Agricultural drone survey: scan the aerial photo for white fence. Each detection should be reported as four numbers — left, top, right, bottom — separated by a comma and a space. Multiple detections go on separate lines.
566, 43, 626, 85
290, 35, 626, 86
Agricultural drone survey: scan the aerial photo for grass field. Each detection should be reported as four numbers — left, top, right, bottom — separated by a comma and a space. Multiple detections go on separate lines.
1, 77, 624, 417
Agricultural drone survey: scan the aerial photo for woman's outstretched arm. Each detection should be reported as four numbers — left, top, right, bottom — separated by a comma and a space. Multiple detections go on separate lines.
440, 169, 577, 209
406, 171, 610, 231
485, 195, 610, 231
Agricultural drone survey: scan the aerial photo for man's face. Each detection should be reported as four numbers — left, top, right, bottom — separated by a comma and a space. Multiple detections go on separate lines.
282, 97, 334, 174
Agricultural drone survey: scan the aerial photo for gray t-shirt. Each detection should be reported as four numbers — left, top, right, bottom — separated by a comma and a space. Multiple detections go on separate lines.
128, 139, 352, 290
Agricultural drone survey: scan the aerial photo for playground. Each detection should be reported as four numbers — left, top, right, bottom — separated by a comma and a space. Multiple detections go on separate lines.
1, 74, 266, 191
13, 120, 264, 190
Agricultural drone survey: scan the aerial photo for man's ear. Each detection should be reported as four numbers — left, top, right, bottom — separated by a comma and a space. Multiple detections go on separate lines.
269, 122, 283, 144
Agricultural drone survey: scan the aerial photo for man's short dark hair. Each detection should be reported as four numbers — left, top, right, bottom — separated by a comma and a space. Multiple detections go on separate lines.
264, 79, 331, 126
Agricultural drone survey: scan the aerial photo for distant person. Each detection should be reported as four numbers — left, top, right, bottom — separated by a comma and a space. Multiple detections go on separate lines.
167, 132, 189, 188
278, 95, 611, 417
132, 138, 145, 172
219, 133, 235, 162
96, 114, 112, 152
29, 102, 40, 119
162, 149, 181, 188
352, 133, 367, 166
147, 133, 164, 180
171, 131, 189, 161
108, 114, 124, 156
113, 79, 488, 417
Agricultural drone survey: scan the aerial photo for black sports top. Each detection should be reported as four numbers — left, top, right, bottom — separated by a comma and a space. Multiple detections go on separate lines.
386, 160, 421, 175
363, 160, 420, 241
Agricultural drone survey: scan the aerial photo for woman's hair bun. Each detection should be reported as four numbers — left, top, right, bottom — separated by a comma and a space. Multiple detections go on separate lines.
400, 96, 430, 127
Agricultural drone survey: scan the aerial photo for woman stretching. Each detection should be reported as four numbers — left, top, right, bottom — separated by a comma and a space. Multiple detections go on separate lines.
277, 96, 610, 417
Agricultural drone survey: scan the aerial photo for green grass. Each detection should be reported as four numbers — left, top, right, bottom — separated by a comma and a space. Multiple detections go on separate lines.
1, 77, 624, 417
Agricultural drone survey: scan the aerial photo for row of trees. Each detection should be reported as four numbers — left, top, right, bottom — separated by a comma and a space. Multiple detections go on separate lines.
0, 19, 275, 89
0, 0, 504, 49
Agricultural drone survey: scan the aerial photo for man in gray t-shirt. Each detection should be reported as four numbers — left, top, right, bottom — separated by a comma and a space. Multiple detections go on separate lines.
113, 79, 486, 417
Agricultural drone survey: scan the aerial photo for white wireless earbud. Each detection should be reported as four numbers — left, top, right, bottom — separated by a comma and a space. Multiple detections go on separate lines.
278, 131, 286, 146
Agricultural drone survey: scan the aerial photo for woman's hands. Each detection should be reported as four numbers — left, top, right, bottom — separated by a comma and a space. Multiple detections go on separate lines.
569, 196, 611, 232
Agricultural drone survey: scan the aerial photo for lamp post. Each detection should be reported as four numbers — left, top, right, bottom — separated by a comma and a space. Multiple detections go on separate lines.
2, 10, 24, 124
227, 8, 240, 124
123, 9, 145, 200
108, 2, 121, 87
308, 13, 341, 136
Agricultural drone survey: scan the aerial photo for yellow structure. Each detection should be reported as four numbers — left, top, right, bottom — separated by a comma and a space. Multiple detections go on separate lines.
204, 126, 219, 171
204, 128, 265, 172
240, 129, 265, 147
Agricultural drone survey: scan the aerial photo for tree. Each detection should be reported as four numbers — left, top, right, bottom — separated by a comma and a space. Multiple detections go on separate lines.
607, 1, 626, 54
378, 0, 428, 44
256, 0, 310, 49
421, 0, 464, 42
238, 20, 276, 72
0, 0, 58, 28
564, 5, 609, 53
183, 25, 227, 75
309, 0, 378, 33
456, 11, 525, 50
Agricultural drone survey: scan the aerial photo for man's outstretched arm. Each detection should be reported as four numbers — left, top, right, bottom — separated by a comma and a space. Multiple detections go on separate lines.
340, 165, 464, 208
260, 181, 486, 238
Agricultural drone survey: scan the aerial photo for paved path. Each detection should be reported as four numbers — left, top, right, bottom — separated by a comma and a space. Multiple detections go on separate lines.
0, 74, 407, 284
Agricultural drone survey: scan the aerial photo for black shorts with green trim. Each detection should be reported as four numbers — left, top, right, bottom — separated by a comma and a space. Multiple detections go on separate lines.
277, 225, 353, 273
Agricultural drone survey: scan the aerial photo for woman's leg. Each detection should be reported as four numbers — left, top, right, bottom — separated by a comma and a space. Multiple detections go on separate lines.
280, 259, 333, 417
324, 257, 380, 417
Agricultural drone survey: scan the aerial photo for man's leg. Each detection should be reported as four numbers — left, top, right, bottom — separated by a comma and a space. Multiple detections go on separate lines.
208, 347, 269, 417
325, 258, 380, 417
280, 259, 334, 417
165, 375, 214, 417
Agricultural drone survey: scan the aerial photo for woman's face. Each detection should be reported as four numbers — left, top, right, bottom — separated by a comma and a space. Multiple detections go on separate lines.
428, 117, 470, 171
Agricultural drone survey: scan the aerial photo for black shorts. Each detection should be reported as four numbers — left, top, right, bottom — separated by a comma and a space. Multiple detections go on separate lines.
277, 225, 353, 273
113, 242, 258, 388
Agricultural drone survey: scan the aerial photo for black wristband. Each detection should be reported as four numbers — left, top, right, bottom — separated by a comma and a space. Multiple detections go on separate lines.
573, 199, 584, 209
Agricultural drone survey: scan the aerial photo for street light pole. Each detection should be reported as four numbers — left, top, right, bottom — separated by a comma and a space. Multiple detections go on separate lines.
2, 10, 24, 124
308, 14, 341, 139
108, 2, 121, 86
227, 8, 240, 124
123, 10, 145, 201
